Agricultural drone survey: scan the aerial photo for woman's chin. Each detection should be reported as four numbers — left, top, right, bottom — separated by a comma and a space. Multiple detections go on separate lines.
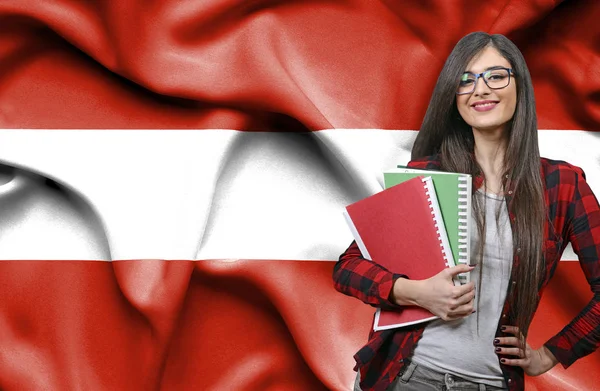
470, 122, 509, 135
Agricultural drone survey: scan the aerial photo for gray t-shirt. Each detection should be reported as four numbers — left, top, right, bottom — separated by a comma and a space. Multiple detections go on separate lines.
410, 190, 512, 388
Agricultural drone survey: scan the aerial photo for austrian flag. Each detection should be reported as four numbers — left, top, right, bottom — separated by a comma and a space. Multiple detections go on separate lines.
0, 1, 598, 390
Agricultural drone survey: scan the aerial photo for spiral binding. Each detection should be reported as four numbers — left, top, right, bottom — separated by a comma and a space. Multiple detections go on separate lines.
457, 177, 470, 266
457, 176, 472, 284
422, 178, 452, 269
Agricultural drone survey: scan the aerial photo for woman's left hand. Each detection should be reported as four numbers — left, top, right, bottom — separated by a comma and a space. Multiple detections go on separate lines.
494, 325, 559, 376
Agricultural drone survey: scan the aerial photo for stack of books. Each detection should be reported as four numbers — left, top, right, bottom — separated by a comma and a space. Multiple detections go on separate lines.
343, 167, 472, 331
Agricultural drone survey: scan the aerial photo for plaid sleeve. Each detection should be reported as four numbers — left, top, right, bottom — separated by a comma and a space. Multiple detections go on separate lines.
333, 241, 406, 310
544, 166, 600, 367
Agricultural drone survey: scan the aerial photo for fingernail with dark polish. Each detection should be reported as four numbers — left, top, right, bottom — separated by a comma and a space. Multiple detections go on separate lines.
495, 347, 501, 352
500, 359, 506, 363
500, 326, 506, 331
494, 339, 500, 345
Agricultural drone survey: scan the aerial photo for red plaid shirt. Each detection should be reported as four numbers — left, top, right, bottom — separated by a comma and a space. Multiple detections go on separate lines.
333, 155, 600, 391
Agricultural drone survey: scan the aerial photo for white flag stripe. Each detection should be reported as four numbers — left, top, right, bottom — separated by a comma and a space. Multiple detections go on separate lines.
0, 129, 590, 260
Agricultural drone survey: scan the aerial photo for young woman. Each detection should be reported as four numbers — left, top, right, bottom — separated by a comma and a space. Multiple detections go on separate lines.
333, 32, 600, 391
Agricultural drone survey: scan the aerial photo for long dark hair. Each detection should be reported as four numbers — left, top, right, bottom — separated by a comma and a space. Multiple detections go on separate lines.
412, 32, 545, 337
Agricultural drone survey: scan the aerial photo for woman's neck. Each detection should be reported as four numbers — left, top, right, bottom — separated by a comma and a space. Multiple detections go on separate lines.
473, 127, 508, 194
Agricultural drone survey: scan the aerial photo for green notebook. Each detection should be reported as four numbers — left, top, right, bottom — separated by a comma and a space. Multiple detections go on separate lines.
384, 167, 472, 283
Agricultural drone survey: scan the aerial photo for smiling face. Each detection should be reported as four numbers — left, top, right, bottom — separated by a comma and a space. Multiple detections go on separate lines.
456, 46, 517, 136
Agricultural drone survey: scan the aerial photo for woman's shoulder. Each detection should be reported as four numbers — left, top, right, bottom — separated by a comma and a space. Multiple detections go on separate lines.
540, 157, 586, 180
407, 154, 442, 169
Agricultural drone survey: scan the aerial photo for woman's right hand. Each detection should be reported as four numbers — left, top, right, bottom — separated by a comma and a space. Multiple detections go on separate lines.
390, 264, 476, 320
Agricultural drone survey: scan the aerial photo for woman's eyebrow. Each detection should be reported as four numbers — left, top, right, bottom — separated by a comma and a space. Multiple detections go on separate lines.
463, 65, 508, 73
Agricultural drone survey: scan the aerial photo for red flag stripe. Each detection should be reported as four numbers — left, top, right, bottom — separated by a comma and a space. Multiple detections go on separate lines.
0, 260, 597, 390
0, 1, 599, 130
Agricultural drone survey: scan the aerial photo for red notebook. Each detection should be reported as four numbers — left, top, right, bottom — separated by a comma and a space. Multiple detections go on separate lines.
343, 175, 455, 330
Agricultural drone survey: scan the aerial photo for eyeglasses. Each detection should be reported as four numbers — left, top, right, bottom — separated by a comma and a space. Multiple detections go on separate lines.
456, 67, 514, 95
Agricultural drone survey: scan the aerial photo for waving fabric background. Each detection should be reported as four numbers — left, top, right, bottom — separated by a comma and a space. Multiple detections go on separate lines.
0, 0, 599, 390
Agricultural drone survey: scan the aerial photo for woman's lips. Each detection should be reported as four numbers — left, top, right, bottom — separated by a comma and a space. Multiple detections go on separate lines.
471, 100, 499, 112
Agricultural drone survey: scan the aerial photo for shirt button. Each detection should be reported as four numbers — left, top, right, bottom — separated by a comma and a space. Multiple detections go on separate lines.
516, 248, 521, 253
502, 314, 507, 319
512, 281, 517, 285
508, 378, 513, 384
505, 174, 509, 179
508, 190, 513, 195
